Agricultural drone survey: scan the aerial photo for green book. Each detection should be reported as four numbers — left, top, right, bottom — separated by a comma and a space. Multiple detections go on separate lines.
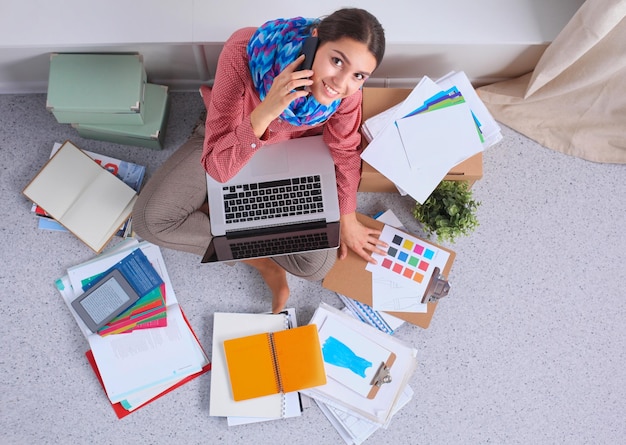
47, 53, 146, 125
73, 83, 170, 150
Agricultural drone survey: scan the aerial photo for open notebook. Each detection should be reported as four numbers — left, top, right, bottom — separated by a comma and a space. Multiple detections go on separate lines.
224, 324, 326, 401
22, 140, 137, 252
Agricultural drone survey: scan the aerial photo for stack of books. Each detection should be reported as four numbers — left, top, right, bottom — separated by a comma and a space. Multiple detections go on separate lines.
55, 239, 210, 418
361, 71, 502, 204
46, 53, 170, 150
29, 142, 146, 241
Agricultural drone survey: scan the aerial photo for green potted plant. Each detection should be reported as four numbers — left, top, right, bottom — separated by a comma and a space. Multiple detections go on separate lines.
412, 180, 480, 243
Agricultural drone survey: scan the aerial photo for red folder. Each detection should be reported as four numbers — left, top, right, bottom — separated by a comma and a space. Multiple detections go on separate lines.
85, 309, 211, 419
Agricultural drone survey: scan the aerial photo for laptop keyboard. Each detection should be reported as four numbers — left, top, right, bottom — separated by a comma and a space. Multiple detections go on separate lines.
230, 232, 330, 259
222, 176, 325, 224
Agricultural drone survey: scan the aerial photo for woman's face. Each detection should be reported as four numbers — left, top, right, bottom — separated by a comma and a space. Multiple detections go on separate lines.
309, 37, 377, 106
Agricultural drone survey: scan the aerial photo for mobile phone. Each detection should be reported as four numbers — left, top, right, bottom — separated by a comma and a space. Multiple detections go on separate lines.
295, 36, 319, 90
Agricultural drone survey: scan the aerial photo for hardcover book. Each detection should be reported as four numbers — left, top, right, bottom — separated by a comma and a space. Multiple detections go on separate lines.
23, 140, 138, 253
73, 83, 170, 150
32, 142, 146, 237
46, 53, 146, 125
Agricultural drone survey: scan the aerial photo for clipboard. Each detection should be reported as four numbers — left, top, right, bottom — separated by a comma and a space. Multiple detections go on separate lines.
323, 213, 456, 329
304, 303, 418, 425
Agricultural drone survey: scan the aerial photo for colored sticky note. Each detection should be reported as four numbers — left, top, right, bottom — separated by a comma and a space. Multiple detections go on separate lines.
423, 249, 435, 260
392, 263, 403, 274
387, 246, 398, 257
408, 256, 419, 267
392, 235, 403, 245
398, 251, 408, 262
402, 239, 414, 250
418, 261, 429, 271
413, 273, 424, 283
382, 258, 393, 269
402, 268, 414, 279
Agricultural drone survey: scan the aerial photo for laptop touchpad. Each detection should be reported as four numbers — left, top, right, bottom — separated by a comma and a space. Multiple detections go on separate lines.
252, 145, 289, 176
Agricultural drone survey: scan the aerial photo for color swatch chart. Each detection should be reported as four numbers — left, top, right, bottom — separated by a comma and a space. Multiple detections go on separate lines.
367, 225, 450, 312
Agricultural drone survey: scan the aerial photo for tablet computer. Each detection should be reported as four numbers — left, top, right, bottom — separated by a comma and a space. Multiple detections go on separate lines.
71, 268, 141, 333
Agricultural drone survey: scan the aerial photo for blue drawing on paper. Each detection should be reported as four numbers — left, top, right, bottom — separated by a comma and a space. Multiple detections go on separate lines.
322, 336, 372, 378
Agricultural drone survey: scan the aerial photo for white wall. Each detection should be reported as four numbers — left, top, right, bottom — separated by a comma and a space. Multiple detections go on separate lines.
0, 0, 585, 93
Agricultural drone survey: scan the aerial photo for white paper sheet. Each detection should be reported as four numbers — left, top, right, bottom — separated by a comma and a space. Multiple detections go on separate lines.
318, 317, 393, 397
435, 71, 503, 148
394, 102, 484, 203
360, 78, 441, 203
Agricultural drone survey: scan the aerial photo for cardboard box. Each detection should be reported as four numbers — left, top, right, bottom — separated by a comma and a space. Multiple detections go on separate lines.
73, 84, 170, 150
358, 87, 483, 193
47, 53, 146, 125
323, 213, 456, 329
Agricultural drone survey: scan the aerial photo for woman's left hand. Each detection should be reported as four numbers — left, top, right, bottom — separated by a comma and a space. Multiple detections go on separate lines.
338, 212, 388, 264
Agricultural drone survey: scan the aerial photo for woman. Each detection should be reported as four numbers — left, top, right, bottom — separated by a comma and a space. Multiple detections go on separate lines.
133, 8, 388, 313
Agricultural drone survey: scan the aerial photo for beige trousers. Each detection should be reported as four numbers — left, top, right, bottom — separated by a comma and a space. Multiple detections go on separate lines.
132, 134, 336, 281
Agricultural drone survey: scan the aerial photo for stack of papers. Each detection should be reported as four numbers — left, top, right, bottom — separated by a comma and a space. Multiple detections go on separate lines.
303, 303, 418, 443
55, 239, 210, 417
361, 71, 502, 204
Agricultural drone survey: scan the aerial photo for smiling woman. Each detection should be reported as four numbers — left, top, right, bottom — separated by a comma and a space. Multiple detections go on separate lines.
132, 8, 387, 313
308, 37, 377, 105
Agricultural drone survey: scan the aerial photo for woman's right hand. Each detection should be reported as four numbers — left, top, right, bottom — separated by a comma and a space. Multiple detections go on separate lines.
250, 55, 314, 138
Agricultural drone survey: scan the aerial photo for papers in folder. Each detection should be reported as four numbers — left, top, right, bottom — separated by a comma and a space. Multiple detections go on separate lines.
361, 71, 501, 204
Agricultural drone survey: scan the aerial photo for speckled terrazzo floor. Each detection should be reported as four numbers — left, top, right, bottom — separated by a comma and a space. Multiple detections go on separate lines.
1, 92, 625, 445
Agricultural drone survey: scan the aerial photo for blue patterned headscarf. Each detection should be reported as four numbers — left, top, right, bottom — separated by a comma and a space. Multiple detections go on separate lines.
247, 17, 341, 126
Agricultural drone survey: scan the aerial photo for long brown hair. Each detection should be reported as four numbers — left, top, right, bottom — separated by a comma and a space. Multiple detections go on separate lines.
316, 8, 386, 69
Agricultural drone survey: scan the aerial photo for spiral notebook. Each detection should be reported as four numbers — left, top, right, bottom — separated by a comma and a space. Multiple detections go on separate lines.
209, 311, 307, 419
224, 324, 326, 401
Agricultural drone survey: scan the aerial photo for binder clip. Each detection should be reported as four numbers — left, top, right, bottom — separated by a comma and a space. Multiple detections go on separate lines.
421, 267, 450, 304
371, 362, 392, 387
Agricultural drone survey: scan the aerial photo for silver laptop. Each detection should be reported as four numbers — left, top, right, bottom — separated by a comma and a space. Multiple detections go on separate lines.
201, 135, 341, 263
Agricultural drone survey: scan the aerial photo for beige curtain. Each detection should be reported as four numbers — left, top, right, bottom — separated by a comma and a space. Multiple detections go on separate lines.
477, 0, 626, 163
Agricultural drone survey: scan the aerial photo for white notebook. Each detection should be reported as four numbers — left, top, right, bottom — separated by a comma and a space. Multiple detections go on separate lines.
209, 312, 295, 419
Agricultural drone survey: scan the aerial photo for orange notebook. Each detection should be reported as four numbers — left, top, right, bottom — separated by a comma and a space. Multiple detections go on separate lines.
224, 324, 326, 401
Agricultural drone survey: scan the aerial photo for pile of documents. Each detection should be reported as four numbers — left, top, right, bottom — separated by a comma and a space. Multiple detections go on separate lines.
55, 239, 210, 418
208, 303, 418, 444
303, 303, 418, 445
361, 71, 502, 203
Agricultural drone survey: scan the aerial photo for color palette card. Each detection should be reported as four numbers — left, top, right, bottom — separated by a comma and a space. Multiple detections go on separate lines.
366, 225, 450, 312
